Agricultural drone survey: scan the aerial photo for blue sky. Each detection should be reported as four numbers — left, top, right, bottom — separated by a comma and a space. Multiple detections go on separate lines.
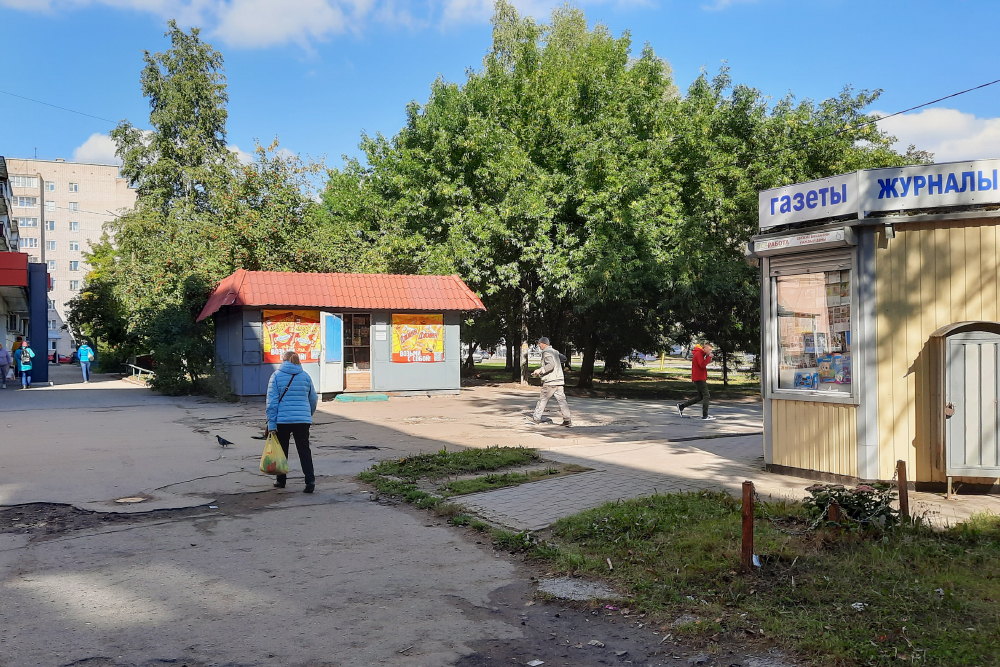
2, 0, 1000, 169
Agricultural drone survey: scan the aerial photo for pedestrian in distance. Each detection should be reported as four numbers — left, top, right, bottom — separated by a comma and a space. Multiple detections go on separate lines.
526, 337, 572, 427
677, 341, 715, 421
0, 343, 11, 389
266, 351, 319, 493
77, 342, 95, 383
16, 341, 35, 389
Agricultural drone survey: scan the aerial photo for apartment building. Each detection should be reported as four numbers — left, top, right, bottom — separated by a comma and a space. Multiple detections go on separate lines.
1, 156, 29, 351
7, 158, 136, 357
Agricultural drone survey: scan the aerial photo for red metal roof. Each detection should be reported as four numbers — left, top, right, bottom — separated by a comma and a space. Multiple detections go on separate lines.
0, 252, 28, 288
197, 270, 486, 321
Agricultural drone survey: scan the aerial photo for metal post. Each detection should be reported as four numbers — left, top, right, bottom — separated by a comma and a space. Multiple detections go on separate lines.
741, 481, 754, 573
896, 460, 909, 521
828, 501, 841, 524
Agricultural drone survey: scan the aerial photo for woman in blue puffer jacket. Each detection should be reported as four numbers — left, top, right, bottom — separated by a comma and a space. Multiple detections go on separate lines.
266, 351, 319, 493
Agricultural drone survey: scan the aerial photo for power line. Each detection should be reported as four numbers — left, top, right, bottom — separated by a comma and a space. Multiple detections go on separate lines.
698, 77, 1000, 175
0, 89, 118, 125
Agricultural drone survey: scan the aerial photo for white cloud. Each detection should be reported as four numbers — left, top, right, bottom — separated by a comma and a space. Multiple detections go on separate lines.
700, 0, 757, 11
228, 143, 254, 164
876, 108, 1000, 163
3, 0, 647, 47
72, 133, 121, 164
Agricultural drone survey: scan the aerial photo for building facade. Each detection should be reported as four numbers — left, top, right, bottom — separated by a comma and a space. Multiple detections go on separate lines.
198, 270, 486, 397
6, 158, 136, 357
751, 158, 1000, 492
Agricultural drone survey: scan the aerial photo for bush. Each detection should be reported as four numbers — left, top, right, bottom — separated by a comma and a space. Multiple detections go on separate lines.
802, 482, 900, 528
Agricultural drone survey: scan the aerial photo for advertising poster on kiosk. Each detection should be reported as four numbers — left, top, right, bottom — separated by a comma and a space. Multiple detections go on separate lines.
392, 314, 444, 363
262, 310, 322, 364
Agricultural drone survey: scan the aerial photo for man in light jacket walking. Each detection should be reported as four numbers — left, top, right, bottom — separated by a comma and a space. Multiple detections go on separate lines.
527, 337, 572, 427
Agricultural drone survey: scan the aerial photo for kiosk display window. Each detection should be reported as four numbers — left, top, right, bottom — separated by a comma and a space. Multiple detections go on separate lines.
775, 269, 851, 393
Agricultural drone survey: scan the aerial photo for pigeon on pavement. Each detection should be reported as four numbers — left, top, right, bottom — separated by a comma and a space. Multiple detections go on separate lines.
216, 435, 234, 447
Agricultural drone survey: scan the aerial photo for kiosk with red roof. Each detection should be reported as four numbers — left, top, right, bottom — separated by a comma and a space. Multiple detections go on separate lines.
198, 270, 485, 396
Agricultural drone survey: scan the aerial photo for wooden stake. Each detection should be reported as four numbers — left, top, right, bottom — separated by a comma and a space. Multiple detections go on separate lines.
741, 481, 754, 573
828, 501, 841, 524
896, 459, 910, 521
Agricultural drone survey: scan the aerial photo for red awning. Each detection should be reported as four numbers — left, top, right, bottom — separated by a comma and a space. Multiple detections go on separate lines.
197, 270, 486, 322
0, 252, 28, 288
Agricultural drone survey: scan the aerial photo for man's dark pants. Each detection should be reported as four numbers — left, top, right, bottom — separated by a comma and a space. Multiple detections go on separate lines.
274, 423, 316, 486
679, 380, 710, 418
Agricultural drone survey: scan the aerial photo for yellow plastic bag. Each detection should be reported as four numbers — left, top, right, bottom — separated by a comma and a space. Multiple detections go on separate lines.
259, 432, 289, 476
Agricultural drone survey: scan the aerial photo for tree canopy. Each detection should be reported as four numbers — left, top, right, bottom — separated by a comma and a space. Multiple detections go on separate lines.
71, 4, 929, 394
313, 1, 927, 385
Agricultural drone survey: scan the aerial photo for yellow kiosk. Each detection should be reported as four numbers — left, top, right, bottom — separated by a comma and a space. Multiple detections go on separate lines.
751, 160, 1000, 492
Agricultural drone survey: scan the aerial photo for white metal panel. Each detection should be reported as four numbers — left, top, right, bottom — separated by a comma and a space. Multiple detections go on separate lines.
946, 334, 1000, 476
319, 312, 344, 394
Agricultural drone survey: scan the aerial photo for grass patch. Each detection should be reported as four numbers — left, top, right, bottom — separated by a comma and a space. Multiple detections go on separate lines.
469, 357, 760, 400
358, 445, 544, 510
362, 445, 540, 480
442, 468, 560, 496
531, 491, 1000, 666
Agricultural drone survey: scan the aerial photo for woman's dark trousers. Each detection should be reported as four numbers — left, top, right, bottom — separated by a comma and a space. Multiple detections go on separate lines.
275, 423, 315, 486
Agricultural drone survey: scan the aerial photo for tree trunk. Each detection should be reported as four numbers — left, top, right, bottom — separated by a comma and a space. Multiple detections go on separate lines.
722, 347, 729, 387
465, 342, 476, 372
578, 332, 598, 389
505, 338, 513, 371
520, 293, 530, 385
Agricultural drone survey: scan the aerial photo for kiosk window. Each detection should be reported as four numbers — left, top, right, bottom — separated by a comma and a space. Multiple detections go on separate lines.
775, 269, 851, 393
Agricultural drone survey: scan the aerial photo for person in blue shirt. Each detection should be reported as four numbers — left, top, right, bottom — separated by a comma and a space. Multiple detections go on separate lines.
17, 341, 35, 389
266, 351, 319, 493
77, 342, 95, 383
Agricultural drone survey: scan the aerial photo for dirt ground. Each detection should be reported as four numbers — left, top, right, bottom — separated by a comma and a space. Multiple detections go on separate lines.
0, 488, 789, 667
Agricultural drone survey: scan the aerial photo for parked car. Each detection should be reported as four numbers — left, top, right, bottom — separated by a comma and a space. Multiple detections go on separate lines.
472, 351, 488, 363
49, 351, 72, 364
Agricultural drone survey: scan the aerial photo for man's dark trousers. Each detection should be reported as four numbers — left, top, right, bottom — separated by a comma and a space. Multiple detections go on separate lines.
679, 380, 710, 418
274, 423, 315, 486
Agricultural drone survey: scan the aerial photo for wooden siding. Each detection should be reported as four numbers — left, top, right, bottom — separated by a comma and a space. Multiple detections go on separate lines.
875, 219, 1000, 482
772, 400, 858, 477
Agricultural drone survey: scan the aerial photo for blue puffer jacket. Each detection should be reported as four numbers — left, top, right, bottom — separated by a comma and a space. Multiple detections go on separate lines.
266, 362, 318, 430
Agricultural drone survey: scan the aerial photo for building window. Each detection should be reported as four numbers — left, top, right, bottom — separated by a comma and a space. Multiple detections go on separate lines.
45, 181, 55, 192
14, 217, 38, 228
47, 220, 56, 231
68, 202, 79, 212
69, 241, 80, 251
69, 261, 79, 271
46, 240, 56, 251
14, 196, 38, 208
50, 279, 55, 289
48, 299, 55, 310
69, 221, 79, 231
19, 237, 39, 249
68, 182, 79, 193
48, 319, 57, 330
774, 269, 852, 394
50, 341, 58, 351
44, 200, 55, 212
69, 280, 80, 290
27, 255, 40, 263
47, 260, 56, 271
12, 175, 39, 188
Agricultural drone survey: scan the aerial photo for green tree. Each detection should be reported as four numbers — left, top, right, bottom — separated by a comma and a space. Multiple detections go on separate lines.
316, 1, 680, 386
69, 23, 321, 394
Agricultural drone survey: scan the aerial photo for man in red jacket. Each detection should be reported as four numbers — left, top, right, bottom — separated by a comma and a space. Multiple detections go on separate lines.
677, 342, 714, 420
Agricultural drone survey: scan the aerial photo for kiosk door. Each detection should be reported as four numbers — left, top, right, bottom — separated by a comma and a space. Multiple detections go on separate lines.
946, 333, 1000, 477
319, 312, 344, 393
